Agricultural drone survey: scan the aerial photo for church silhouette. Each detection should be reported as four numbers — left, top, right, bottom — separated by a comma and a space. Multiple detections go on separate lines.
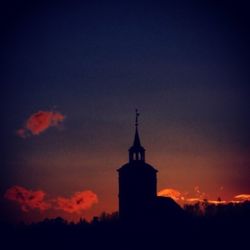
117, 110, 182, 223
2, 112, 249, 250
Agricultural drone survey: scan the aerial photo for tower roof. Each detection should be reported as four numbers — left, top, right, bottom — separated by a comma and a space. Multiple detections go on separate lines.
129, 109, 145, 152
117, 109, 158, 171
133, 127, 141, 147
128, 109, 145, 162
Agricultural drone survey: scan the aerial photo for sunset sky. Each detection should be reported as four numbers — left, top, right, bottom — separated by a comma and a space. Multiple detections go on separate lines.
1, 0, 250, 223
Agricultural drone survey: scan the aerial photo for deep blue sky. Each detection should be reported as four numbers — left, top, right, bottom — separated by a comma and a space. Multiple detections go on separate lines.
1, 0, 250, 222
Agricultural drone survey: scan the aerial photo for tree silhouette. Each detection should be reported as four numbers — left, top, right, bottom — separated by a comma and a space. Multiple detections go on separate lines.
1, 201, 249, 250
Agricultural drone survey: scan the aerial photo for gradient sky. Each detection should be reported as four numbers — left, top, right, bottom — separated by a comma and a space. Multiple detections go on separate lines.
1, 0, 250, 223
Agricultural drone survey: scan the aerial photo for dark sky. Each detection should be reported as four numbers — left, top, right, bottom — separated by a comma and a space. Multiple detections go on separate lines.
1, 0, 250, 223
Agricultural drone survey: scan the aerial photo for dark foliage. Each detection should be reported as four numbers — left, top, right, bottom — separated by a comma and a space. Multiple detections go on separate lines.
1, 201, 249, 250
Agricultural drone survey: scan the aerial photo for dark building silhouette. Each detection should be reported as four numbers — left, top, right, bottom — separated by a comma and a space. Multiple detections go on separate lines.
118, 110, 183, 222
117, 111, 157, 221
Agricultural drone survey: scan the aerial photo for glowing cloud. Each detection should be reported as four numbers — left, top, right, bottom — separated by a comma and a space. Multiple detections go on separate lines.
158, 186, 208, 204
5, 186, 98, 214
234, 194, 250, 201
185, 198, 203, 203
158, 187, 247, 205
158, 188, 184, 202
4, 186, 50, 212
56, 190, 98, 213
17, 110, 65, 137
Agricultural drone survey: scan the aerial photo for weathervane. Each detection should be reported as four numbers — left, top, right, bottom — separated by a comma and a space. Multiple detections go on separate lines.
135, 109, 140, 128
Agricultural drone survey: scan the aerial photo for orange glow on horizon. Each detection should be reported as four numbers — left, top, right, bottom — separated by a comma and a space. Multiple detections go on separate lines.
3, 184, 249, 223
234, 194, 250, 201
158, 188, 250, 206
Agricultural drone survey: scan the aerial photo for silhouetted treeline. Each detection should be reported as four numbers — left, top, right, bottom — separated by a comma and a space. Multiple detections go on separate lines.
1, 201, 249, 250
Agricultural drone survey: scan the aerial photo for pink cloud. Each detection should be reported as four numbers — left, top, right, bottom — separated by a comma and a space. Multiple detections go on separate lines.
5, 186, 98, 214
17, 110, 65, 138
4, 186, 50, 212
56, 190, 98, 213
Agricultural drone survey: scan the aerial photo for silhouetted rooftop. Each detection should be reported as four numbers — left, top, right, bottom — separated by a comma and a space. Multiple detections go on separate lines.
117, 161, 158, 172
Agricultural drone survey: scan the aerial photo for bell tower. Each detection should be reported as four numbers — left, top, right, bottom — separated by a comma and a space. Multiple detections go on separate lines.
117, 110, 158, 221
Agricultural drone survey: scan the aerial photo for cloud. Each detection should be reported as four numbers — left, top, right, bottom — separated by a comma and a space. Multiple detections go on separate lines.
4, 186, 50, 212
234, 194, 250, 201
56, 190, 98, 213
158, 186, 208, 204
158, 188, 184, 202
5, 186, 98, 214
185, 198, 226, 204
185, 198, 203, 203
17, 110, 65, 138
158, 187, 247, 205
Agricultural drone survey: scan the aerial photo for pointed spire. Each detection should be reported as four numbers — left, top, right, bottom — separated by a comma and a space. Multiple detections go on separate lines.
129, 109, 145, 162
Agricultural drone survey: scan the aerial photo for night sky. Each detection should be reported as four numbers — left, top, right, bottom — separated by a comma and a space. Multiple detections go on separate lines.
1, 0, 250, 223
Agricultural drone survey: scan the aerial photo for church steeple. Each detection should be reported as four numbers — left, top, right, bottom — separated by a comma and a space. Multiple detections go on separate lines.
129, 109, 145, 162
118, 111, 158, 221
